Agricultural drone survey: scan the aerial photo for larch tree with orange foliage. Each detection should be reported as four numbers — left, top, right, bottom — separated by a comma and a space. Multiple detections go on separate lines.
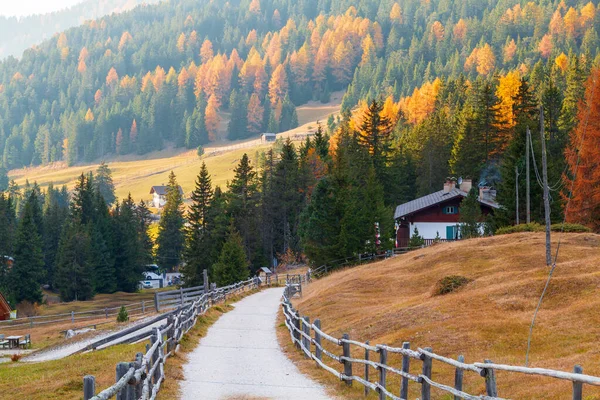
564, 68, 600, 231
200, 40, 214, 64
389, 3, 402, 24
504, 39, 517, 63
247, 93, 264, 134
205, 94, 220, 141
538, 34, 553, 58
106, 67, 119, 88
453, 19, 467, 43
268, 64, 288, 107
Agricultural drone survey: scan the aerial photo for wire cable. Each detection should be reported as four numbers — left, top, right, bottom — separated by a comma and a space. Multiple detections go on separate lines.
525, 71, 597, 366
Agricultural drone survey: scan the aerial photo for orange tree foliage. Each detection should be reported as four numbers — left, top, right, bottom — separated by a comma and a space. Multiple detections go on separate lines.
247, 93, 264, 134
205, 94, 220, 141
495, 70, 521, 131
118, 31, 133, 51
564, 67, 600, 231
538, 34, 553, 58
555, 53, 568, 72
453, 19, 467, 43
106, 67, 119, 87
268, 63, 288, 107
504, 39, 517, 63
464, 44, 495, 76
389, 3, 402, 24
200, 40, 214, 64
177, 33, 186, 53
398, 78, 441, 125
431, 21, 445, 42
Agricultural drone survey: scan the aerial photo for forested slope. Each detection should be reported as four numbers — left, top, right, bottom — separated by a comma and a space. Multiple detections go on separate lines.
0, 0, 162, 59
0, 0, 598, 173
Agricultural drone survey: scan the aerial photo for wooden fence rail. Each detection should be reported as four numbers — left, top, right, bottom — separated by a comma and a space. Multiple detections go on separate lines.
282, 284, 600, 400
0, 301, 156, 331
82, 272, 261, 400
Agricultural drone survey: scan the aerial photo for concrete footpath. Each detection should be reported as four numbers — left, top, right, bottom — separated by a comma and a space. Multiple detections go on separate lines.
180, 287, 332, 400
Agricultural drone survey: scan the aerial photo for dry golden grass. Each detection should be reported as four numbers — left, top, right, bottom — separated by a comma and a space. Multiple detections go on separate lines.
0, 342, 146, 400
8, 95, 342, 204
286, 233, 600, 399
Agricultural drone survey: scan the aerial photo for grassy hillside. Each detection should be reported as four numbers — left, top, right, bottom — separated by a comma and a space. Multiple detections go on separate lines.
291, 233, 600, 399
8, 97, 340, 203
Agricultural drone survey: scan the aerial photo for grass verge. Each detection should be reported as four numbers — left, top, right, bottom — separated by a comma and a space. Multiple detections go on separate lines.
0, 343, 146, 400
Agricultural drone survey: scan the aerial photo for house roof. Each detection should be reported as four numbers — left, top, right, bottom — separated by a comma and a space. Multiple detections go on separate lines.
259, 267, 272, 274
150, 185, 184, 196
0, 292, 11, 315
394, 188, 499, 219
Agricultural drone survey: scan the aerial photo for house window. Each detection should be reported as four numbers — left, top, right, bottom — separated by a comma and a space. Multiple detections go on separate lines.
443, 206, 457, 215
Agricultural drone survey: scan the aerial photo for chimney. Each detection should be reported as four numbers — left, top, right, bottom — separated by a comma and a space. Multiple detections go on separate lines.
443, 178, 455, 193
460, 178, 472, 193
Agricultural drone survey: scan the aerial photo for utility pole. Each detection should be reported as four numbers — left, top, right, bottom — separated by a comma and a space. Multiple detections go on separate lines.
515, 165, 519, 225
526, 127, 531, 224
540, 106, 552, 266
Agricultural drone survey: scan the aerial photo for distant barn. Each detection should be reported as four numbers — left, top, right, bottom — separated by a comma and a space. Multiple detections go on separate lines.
261, 133, 276, 143
150, 185, 183, 208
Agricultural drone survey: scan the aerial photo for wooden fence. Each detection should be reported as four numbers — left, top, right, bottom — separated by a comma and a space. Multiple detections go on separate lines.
0, 301, 155, 331
282, 284, 600, 400
83, 273, 260, 400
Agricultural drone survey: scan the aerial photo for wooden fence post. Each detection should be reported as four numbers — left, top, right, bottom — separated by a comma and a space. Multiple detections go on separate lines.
302, 316, 311, 358
150, 333, 159, 384
154, 292, 160, 312
116, 362, 130, 400
400, 342, 410, 400
421, 347, 433, 400
293, 311, 301, 349
179, 287, 185, 306
573, 365, 583, 400
378, 345, 388, 400
105, 308, 108, 318
364, 340, 370, 396
342, 333, 352, 386
484, 360, 497, 397
83, 375, 95, 400
71, 311, 74, 324
203, 269, 209, 294
142, 301, 145, 314
454, 355, 464, 400
314, 319, 322, 363
134, 352, 144, 398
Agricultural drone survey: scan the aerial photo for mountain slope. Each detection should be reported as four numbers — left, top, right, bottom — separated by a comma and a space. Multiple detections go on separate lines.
0, 0, 163, 59
293, 233, 600, 399
0, 0, 598, 173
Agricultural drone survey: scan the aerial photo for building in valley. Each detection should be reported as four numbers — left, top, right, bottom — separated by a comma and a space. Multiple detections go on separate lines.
394, 179, 499, 247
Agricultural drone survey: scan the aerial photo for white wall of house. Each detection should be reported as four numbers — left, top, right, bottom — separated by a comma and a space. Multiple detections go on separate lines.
409, 222, 485, 240
153, 193, 166, 208
409, 222, 460, 240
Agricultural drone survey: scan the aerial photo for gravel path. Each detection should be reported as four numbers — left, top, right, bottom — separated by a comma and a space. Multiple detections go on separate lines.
23, 316, 164, 362
180, 288, 332, 400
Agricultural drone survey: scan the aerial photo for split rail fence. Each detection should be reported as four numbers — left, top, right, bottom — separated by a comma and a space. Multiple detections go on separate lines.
282, 284, 600, 399
0, 301, 155, 331
82, 273, 260, 400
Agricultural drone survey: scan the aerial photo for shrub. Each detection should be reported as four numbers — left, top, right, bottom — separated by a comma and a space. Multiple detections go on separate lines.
408, 227, 425, 248
196, 146, 204, 157
434, 275, 472, 296
116, 306, 129, 323
496, 222, 591, 235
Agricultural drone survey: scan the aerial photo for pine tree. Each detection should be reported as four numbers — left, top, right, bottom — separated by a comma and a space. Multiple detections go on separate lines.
113, 195, 146, 292
43, 184, 68, 289
135, 200, 154, 265
89, 191, 116, 293
227, 154, 260, 266
94, 162, 116, 206
460, 188, 483, 238
55, 221, 94, 301
0, 193, 16, 295
357, 99, 393, 178
183, 163, 215, 286
212, 223, 250, 286
157, 172, 185, 270
9, 192, 45, 303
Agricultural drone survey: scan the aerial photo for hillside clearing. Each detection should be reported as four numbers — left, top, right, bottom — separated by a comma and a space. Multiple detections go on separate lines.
289, 233, 600, 399
7, 95, 342, 203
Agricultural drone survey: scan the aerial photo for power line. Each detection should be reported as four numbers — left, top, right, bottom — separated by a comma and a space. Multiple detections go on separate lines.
525, 73, 597, 366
